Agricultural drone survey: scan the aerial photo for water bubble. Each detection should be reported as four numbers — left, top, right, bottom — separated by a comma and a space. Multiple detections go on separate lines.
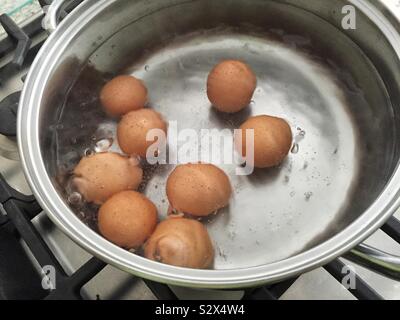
294, 128, 306, 145
291, 143, 299, 154
217, 247, 228, 260
84, 148, 94, 157
304, 191, 313, 201
94, 138, 113, 153
250, 100, 255, 106
169, 211, 184, 219
290, 191, 296, 197
77, 211, 85, 218
144, 65, 150, 71
68, 192, 83, 207
284, 175, 290, 183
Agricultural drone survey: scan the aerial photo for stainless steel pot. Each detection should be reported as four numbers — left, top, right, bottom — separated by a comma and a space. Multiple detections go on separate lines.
18, 0, 400, 288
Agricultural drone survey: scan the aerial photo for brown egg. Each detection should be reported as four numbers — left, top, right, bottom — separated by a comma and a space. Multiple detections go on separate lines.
207, 60, 257, 113
100, 75, 148, 116
166, 163, 232, 217
145, 218, 214, 269
98, 191, 158, 249
235, 115, 293, 168
73, 152, 142, 205
117, 108, 167, 157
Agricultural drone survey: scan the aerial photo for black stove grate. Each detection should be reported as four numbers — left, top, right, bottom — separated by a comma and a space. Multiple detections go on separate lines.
0, 6, 399, 301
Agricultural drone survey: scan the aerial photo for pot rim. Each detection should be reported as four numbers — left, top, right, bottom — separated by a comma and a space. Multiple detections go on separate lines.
17, 0, 400, 288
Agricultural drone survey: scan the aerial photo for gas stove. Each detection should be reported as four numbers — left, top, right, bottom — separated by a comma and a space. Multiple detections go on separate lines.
0, 0, 399, 300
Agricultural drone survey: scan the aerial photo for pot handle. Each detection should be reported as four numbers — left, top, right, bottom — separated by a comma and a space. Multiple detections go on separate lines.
344, 243, 400, 281
42, 0, 79, 33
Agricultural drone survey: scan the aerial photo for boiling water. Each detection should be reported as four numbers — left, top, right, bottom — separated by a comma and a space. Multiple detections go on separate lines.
52, 27, 391, 269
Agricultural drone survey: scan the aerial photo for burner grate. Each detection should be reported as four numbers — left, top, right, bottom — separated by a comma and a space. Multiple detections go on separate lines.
381, 218, 400, 244
0, 14, 31, 68
0, 173, 106, 300
323, 260, 382, 300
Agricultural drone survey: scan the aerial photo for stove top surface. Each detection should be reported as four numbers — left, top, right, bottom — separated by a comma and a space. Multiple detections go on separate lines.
0, 0, 399, 300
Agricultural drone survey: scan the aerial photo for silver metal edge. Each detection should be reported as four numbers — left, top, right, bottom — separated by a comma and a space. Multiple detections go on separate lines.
17, 0, 400, 288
